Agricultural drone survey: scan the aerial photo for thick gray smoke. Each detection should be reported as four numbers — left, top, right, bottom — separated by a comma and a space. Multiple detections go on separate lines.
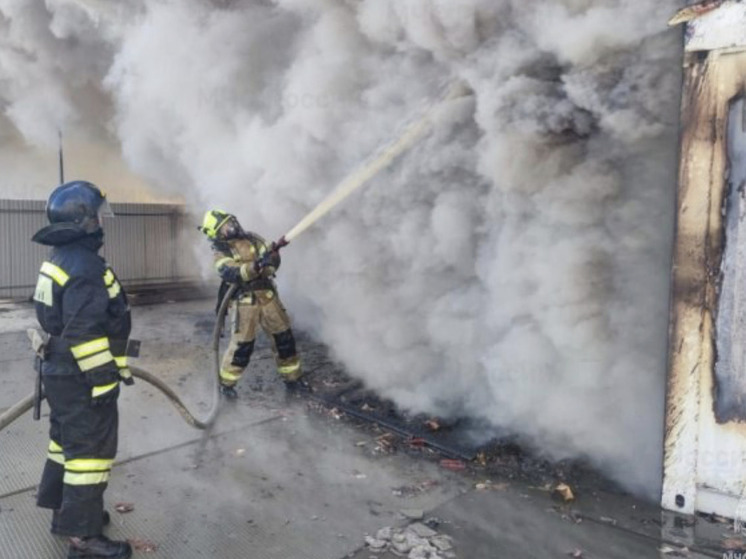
0, 0, 683, 496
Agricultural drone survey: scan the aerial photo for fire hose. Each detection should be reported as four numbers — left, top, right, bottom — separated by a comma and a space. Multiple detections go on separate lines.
266, 80, 470, 253
0, 284, 238, 433
0, 80, 470, 434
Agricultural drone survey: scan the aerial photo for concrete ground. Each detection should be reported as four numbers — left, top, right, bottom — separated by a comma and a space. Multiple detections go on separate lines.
0, 300, 736, 558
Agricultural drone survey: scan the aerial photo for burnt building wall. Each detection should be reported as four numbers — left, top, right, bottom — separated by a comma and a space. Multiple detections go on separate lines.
663, 47, 746, 515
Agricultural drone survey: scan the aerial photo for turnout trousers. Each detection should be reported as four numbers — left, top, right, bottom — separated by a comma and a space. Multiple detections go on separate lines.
220, 289, 301, 386
36, 373, 118, 537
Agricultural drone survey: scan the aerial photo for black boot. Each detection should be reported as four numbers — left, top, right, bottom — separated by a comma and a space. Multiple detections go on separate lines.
220, 384, 238, 400
68, 535, 132, 558
284, 378, 311, 395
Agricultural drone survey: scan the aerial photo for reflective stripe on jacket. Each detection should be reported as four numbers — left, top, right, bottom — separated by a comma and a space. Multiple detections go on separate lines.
33, 236, 131, 385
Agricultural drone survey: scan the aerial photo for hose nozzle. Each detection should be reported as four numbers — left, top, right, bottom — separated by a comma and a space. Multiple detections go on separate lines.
272, 236, 289, 251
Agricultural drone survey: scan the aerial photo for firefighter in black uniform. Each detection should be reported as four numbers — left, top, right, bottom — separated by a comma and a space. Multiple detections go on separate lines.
32, 181, 133, 559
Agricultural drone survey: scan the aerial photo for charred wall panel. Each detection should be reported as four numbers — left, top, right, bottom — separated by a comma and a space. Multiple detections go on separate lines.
663, 50, 746, 513
714, 98, 746, 423
664, 1, 746, 518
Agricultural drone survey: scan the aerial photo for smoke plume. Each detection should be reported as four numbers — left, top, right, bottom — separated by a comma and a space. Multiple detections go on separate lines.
0, 0, 684, 496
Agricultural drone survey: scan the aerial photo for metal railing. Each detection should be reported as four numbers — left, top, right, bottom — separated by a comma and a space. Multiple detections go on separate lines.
0, 200, 201, 300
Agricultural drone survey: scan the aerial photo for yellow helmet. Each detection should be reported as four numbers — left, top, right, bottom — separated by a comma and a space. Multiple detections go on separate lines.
199, 209, 234, 240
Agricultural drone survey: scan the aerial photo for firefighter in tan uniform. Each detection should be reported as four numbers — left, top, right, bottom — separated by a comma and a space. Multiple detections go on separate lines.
200, 210, 302, 399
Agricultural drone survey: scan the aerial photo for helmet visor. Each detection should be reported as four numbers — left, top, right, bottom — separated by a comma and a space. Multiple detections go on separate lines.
98, 198, 115, 220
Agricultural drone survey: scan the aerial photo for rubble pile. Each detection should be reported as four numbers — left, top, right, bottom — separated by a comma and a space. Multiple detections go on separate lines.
364, 522, 456, 559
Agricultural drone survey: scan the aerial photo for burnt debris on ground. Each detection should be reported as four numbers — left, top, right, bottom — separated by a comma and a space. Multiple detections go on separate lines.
292, 344, 627, 500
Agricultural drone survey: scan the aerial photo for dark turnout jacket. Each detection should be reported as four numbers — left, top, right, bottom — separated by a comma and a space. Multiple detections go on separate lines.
32, 224, 131, 387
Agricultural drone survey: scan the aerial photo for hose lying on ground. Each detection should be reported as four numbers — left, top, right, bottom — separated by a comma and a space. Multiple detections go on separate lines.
0, 393, 34, 432
0, 284, 237, 433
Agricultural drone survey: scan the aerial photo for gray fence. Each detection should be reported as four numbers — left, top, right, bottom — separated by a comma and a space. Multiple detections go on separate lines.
0, 200, 201, 300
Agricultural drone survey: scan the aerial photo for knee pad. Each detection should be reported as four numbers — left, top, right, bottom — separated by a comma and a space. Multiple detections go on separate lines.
273, 329, 297, 360
231, 341, 255, 367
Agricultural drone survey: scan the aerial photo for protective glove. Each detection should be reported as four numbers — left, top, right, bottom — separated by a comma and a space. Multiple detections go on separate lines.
119, 367, 135, 386
253, 255, 270, 274
115, 356, 135, 386
253, 251, 278, 275
90, 381, 120, 407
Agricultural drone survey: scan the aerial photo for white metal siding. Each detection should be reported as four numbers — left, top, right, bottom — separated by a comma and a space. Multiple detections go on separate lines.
0, 200, 200, 300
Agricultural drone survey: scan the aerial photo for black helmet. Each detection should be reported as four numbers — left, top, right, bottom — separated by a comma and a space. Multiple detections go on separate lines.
46, 181, 114, 233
